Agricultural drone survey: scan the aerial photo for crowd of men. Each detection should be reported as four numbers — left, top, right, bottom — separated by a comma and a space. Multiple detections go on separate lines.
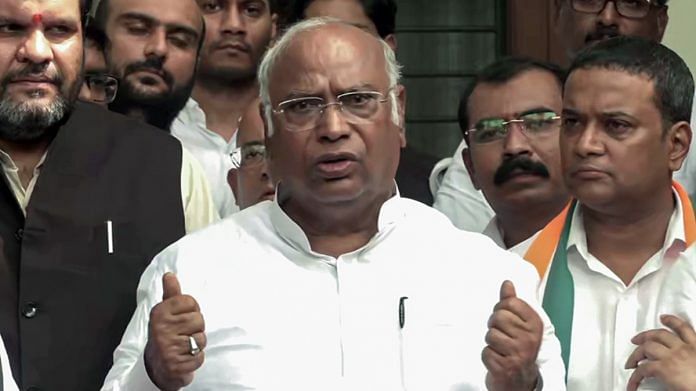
0, 0, 694, 390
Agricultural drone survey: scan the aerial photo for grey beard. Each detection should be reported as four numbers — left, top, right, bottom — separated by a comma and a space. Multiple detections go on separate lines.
0, 94, 70, 142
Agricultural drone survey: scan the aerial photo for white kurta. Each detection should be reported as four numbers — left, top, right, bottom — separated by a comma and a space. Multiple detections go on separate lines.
171, 98, 240, 218
430, 140, 494, 232
102, 194, 565, 390
510, 191, 696, 391
0, 337, 18, 391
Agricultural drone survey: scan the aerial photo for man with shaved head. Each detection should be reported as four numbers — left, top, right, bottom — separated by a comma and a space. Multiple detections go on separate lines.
104, 18, 565, 390
227, 97, 275, 210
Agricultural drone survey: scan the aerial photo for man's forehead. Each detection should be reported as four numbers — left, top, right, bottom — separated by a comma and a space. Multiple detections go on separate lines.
564, 68, 656, 110
110, 0, 202, 28
2, 0, 80, 18
469, 70, 562, 119
271, 25, 386, 89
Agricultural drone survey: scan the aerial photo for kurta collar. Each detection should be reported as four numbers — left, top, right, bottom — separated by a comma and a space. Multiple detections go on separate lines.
269, 182, 404, 258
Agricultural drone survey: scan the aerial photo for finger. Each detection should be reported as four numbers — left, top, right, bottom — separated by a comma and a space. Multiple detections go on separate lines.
624, 341, 671, 370
499, 280, 516, 301
163, 273, 182, 301
661, 314, 696, 344
626, 361, 661, 391
191, 331, 207, 352
488, 309, 528, 338
631, 328, 682, 349
494, 297, 542, 326
165, 295, 201, 315
485, 327, 515, 356
169, 312, 206, 336
481, 346, 505, 373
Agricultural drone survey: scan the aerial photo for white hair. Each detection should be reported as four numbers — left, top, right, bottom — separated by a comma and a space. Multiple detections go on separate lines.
258, 17, 403, 136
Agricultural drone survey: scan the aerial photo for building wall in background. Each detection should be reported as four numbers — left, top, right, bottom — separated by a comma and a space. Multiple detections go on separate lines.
663, 1, 696, 73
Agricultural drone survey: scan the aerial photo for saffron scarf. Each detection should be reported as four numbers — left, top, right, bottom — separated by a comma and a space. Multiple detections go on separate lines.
523, 181, 696, 378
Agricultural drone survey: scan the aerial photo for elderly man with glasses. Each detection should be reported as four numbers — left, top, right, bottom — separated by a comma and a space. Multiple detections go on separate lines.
102, 18, 566, 390
227, 97, 275, 210
432, 0, 672, 232
460, 57, 570, 255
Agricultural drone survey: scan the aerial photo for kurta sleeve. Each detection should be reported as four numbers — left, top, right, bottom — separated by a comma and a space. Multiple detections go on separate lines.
100, 248, 177, 391
180, 146, 219, 233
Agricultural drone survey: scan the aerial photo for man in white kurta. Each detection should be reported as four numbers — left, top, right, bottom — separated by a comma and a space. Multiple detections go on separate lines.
103, 18, 566, 391
102, 193, 565, 390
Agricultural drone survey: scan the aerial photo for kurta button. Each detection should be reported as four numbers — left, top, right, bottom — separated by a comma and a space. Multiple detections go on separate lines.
22, 303, 38, 319
14, 228, 23, 241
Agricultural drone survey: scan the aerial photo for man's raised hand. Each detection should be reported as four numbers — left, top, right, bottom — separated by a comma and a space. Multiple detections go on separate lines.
482, 280, 542, 391
144, 273, 206, 391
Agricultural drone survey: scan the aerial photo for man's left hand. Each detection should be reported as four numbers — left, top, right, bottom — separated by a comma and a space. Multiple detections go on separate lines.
482, 280, 542, 391
626, 314, 696, 391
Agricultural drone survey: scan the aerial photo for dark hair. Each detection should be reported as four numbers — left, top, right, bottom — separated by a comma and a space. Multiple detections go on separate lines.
84, 16, 106, 50
458, 57, 566, 143
80, 0, 93, 26
568, 36, 694, 127
284, 0, 397, 38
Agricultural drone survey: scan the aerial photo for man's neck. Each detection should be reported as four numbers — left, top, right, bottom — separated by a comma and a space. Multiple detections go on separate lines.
0, 137, 52, 188
192, 77, 259, 143
497, 197, 569, 249
582, 186, 675, 286
280, 189, 393, 258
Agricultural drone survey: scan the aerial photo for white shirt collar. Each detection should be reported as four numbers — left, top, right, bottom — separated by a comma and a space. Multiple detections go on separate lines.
175, 98, 207, 130
568, 187, 686, 261
269, 182, 405, 258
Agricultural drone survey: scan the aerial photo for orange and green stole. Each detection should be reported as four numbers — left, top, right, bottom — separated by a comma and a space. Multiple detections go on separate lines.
523, 181, 696, 381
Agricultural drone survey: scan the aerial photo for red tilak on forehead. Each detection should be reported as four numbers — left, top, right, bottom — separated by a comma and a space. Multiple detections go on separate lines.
32, 13, 42, 25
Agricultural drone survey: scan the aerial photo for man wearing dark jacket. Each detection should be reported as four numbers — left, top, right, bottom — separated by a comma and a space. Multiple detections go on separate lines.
0, 0, 215, 389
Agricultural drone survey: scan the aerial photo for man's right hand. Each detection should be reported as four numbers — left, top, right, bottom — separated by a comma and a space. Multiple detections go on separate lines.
144, 273, 206, 391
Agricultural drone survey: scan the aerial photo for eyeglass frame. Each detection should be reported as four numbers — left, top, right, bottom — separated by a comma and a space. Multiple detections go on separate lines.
570, 0, 664, 19
270, 89, 393, 132
465, 111, 562, 145
81, 72, 119, 104
230, 142, 268, 170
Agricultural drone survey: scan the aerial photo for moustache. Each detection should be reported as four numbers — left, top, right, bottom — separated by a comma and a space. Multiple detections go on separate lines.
2, 64, 62, 88
494, 156, 550, 186
123, 58, 174, 86
585, 25, 620, 43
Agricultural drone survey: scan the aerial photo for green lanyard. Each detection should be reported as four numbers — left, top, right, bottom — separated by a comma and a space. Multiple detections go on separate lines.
541, 200, 577, 383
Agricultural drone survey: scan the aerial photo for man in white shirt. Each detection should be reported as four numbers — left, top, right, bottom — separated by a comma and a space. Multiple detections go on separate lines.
431, 0, 671, 231
171, 0, 277, 218
456, 57, 569, 254
545, 36, 696, 390
102, 18, 566, 390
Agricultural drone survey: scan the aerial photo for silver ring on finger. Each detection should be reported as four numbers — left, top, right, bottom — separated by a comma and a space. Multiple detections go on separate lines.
189, 335, 201, 356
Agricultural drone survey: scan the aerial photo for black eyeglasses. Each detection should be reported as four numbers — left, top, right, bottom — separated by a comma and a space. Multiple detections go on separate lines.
571, 0, 662, 19
82, 73, 118, 104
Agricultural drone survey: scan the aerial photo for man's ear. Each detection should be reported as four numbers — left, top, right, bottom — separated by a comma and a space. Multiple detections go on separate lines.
655, 6, 669, 42
270, 13, 279, 40
462, 147, 481, 190
384, 34, 397, 51
395, 84, 407, 148
227, 168, 241, 206
667, 121, 692, 172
